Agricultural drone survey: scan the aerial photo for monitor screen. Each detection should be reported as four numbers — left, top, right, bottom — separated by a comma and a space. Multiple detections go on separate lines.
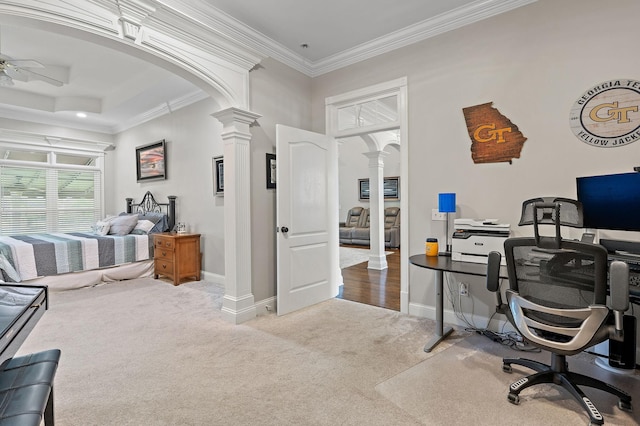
576, 172, 640, 231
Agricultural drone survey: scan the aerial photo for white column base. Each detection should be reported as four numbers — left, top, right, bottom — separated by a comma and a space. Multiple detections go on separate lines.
367, 254, 388, 270
221, 293, 257, 324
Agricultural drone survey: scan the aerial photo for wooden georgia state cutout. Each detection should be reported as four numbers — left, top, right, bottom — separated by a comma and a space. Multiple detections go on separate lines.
462, 102, 527, 164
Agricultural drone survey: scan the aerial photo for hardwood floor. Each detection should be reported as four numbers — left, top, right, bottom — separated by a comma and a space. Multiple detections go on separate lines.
337, 245, 401, 311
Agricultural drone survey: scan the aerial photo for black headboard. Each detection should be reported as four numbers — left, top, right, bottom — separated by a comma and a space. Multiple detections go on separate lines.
125, 191, 177, 231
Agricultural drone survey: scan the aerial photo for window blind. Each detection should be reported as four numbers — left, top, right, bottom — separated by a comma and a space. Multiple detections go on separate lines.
0, 164, 102, 234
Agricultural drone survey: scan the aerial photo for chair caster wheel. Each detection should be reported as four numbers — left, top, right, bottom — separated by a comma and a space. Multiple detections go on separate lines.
618, 400, 632, 412
502, 364, 512, 373
507, 393, 520, 405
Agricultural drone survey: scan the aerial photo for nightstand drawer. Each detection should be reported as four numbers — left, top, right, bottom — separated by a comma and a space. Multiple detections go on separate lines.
154, 248, 174, 261
155, 238, 174, 251
155, 259, 174, 276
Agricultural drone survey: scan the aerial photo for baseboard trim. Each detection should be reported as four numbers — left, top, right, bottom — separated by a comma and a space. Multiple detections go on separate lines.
201, 271, 225, 285
408, 301, 640, 364
408, 301, 511, 332
255, 296, 277, 316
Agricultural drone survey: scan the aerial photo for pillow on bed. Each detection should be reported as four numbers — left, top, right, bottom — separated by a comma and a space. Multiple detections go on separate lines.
91, 220, 111, 236
130, 219, 156, 235
138, 212, 170, 233
108, 214, 139, 236
93, 221, 111, 236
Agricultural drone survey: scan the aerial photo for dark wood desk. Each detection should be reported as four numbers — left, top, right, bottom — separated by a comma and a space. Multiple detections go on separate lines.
409, 254, 508, 352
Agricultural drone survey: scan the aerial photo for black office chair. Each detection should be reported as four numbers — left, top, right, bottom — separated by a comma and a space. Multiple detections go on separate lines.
486, 201, 633, 425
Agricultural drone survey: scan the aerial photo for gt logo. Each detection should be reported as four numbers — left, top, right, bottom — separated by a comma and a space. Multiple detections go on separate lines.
589, 102, 638, 124
473, 124, 512, 143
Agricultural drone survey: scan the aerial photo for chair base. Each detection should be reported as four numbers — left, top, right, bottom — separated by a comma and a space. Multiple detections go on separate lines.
503, 353, 632, 425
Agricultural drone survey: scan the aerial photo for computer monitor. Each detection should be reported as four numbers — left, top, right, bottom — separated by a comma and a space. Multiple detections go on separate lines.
576, 172, 640, 232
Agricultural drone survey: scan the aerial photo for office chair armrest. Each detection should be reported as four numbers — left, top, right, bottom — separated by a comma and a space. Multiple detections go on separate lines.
486, 251, 506, 313
609, 260, 630, 337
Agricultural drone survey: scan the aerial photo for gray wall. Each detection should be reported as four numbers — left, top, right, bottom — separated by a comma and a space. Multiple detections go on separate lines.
248, 57, 313, 302
310, 0, 640, 354
106, 97, 226, 280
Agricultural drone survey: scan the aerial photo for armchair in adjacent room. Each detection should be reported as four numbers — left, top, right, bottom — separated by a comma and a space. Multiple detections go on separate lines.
486, 201, 633, 425
339, 207, 367, 245
383, 207, 400, 249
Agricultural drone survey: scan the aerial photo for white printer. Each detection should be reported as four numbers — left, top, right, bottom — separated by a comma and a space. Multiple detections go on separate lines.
451, 219, 510, 265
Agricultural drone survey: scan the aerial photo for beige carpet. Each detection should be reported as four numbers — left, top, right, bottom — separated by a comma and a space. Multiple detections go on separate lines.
377, 333, 639, 425
17, 278, 454, 425
16, 278, 639, 425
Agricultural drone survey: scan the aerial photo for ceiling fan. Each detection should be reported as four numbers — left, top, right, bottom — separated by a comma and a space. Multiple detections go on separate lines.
0, 56, 64, 87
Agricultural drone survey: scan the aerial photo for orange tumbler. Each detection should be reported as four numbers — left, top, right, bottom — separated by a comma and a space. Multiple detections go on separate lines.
425, 238, 438, 256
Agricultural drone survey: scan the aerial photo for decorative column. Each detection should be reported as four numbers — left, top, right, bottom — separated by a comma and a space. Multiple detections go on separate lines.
363, 151, 389, 270
212, 108, 261, 324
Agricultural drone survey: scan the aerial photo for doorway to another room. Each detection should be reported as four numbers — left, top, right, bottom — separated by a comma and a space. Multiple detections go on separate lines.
326, 77, 409, 314
338, 245, 401, 311
337, 139, 401, 311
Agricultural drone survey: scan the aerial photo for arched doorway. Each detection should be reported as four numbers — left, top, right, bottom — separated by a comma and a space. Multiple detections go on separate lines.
0, 3, 263, 324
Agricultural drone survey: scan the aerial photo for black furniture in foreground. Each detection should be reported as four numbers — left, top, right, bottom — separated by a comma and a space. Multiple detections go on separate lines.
408, 254, 508, 352
0, 284, 60, 426
486, 202, 633, 425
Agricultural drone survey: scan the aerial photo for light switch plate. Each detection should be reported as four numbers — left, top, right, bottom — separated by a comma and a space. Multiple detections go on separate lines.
432, 209, 446, 221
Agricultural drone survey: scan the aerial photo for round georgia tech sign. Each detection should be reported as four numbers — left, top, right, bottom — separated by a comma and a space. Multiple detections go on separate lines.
570, 79, 640, 147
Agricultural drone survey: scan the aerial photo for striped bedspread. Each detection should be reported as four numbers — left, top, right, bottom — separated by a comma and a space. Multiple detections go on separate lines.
0, 233, 150, 282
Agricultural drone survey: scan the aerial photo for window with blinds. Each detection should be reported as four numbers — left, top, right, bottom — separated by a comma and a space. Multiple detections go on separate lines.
0, 164, 102, 234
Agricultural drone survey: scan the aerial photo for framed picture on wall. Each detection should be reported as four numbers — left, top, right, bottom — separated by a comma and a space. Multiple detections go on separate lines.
358, 178, 370, 201
213, 156, 224, 196
136, 140, 166, 182
358, 176, 400, 201
266, 153, 276, 189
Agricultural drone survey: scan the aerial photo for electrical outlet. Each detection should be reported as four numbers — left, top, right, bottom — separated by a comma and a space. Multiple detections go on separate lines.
459, 282, 469, 296
432, 209, 446, 221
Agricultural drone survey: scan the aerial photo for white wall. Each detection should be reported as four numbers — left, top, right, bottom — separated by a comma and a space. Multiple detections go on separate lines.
106, 97, 226, 280
311, 0, 640, 358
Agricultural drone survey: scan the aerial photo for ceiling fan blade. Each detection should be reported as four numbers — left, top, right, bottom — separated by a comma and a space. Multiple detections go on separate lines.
18, 68, 63, 87
5, 65, 63, 87
4, 66, 28, 82
6, 59, 44, 69
0, 54, 44, 68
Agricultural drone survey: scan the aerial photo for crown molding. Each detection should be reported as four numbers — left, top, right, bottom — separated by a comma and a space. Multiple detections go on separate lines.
173, 0, 536, 77
0, 126, 114, 153
309, 0, 537, 76
113, 89, 208, 133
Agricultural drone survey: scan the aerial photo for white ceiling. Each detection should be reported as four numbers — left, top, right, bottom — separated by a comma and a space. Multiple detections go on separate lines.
0, 0, 533, 135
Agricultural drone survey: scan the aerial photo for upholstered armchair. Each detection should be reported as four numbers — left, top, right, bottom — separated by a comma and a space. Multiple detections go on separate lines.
339, 207, 367, 245
383, 207, 400, 248
339, 207, 400, 248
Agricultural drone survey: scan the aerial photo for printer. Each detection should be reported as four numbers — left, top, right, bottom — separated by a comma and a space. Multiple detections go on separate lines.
451, 219, 510, 265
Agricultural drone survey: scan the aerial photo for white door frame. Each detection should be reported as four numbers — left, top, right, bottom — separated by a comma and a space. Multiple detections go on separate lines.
325, 77, 409, 313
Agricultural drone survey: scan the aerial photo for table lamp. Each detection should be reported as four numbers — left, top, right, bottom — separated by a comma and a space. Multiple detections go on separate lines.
438, 192, 456, 256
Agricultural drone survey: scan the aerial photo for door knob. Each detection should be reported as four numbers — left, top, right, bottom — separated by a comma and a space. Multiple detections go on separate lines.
281, 226, 289, 233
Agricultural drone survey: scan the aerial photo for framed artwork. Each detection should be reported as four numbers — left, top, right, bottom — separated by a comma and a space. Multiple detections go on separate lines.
136, 140, 166, 182
358, 176, 400, 201
358, 178, 370, 201
213, 156, 224, 195
266, 153, 276, 189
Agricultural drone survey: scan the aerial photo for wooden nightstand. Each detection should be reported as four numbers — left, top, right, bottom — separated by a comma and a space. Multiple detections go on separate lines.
153, 233, 201, 285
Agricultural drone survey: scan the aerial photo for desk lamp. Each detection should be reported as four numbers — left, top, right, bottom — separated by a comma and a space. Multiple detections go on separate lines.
438, 193, 456, 256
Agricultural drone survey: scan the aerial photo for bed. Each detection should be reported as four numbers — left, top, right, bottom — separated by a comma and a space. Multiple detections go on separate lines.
0, 191, 176, 291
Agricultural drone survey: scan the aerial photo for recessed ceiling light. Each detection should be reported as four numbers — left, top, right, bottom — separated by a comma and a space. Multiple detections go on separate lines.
76, 112, 87, 118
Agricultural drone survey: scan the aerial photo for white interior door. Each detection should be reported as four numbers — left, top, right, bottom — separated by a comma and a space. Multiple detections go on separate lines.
276, 124, 338, 315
